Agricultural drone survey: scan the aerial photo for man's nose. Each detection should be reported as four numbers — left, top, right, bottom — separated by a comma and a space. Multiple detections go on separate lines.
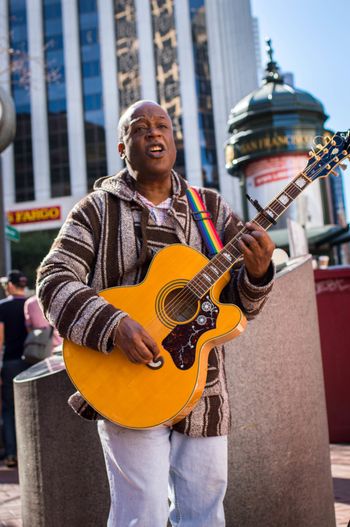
147, 126, 161, 136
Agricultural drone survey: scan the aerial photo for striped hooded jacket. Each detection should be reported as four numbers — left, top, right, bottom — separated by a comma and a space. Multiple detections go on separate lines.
37, 170, 274, 437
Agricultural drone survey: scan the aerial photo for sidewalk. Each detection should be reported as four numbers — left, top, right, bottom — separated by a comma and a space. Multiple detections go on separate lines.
0, 444, 349, 526
332, 444, 350, 526
0, 460, 21, 527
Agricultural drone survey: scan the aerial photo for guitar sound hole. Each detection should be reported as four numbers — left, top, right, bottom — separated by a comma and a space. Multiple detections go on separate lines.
163, 288, 198, 323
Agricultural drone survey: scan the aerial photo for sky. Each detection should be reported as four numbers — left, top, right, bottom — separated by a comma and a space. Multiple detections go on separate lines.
250, 0, 350, 222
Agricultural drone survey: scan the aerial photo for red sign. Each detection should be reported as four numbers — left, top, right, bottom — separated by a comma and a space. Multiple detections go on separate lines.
7, 206, 61, 225
245, 155, 308, 188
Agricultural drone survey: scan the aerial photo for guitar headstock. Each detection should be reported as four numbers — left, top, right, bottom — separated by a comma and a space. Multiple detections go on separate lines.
305, 130, 350, 180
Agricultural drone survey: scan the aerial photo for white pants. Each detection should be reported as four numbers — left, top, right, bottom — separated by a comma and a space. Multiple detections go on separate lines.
97, 420, 228, 527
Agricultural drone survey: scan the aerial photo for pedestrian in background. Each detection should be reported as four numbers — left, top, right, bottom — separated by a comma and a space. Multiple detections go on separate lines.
24, 295, 62, 352
0, 270, 29, 468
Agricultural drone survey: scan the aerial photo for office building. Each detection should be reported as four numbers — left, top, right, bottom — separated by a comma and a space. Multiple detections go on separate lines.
0, 0, 258, 272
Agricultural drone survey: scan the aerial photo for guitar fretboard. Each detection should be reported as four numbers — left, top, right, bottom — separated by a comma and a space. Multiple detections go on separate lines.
187, 172, 312, 299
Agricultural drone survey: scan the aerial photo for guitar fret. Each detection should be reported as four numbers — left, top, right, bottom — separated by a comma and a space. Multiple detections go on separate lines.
208, 264, 220, 276
204, 267, 219, 281
187, 164, 318, 297
230, 245, 241, 258
213, 257, 229, 273
188, 281, 203, 298
222, 251, 234, 263
278, 192, 291, 205
258, 215, 271, 228
195, 276, 208, 290
184, 128, 350, 302
201, 272, 214, 284
295, 174, 309, 187
299, 171, 313, 183
275, 201, 286, 213
289, 182, 302, 193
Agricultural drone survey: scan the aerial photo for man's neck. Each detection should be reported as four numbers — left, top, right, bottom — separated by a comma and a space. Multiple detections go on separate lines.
134, 173, 172, 205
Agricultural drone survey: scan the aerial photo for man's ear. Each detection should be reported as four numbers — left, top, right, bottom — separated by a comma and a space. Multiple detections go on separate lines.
118, 142, 125, 159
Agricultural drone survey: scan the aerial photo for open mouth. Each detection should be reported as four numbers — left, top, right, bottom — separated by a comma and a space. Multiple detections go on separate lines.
147, 144, 166, 157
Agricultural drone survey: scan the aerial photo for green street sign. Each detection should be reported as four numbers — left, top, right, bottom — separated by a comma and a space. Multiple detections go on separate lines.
5, 224, 20, 242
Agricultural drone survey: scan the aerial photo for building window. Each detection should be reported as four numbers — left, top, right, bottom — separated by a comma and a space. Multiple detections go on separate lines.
190, 0, 219, 189
78, 0, 107, 190
150, 0, 185, 175
8, 0, 35, 203
43, 0, 71, 197
114, 0, 142, 115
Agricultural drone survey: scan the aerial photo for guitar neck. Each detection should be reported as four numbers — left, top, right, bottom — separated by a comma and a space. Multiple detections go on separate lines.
187, 170, 313, 299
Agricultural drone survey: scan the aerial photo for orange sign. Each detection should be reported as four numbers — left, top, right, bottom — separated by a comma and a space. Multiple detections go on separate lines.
7, 206, 61, 225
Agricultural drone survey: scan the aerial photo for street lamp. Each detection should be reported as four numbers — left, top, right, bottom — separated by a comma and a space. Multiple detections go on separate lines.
0, 86, 16, 277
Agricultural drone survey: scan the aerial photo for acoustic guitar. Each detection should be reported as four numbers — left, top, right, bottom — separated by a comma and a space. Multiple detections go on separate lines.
64, 131, 350, 429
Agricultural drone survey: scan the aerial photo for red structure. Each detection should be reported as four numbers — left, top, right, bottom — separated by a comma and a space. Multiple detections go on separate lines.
314, 266, 350, 442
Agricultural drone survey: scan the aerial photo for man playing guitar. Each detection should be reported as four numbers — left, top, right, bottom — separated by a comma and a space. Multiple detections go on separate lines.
37, 100, 275, 526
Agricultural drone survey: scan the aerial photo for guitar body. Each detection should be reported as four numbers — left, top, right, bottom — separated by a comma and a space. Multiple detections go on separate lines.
62, 129, 350, 427
63, 244, 247, 429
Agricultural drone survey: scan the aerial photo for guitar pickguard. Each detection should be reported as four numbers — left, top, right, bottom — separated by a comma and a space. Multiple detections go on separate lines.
162, 294, 219, 370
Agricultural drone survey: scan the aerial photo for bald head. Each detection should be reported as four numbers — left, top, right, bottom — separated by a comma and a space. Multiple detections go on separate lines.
118, 100, 168, 142
117, 100, 176, 179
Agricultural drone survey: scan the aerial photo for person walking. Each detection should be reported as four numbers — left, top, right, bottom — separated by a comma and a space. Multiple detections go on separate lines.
24, 295, 62, 352
0, 270, 29, 468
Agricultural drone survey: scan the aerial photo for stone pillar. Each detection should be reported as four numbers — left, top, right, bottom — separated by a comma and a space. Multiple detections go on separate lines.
14, 358, 109, 527
224, 256, 335, 526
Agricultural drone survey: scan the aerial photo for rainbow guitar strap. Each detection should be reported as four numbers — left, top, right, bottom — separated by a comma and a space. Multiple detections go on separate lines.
186, 187, 223, 257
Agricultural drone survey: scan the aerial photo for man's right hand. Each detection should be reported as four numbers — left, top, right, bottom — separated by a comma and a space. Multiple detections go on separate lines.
113, 317, 160, 364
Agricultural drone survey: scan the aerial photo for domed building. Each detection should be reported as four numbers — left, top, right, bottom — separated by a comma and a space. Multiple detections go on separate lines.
225, 40, 349, 261
225, 39, 329, 230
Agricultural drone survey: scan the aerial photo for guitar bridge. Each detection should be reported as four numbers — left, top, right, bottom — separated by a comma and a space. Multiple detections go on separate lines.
162, 294, 219, 370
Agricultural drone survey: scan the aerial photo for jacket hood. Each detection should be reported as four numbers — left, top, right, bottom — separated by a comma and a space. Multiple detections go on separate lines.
94, 169, 137, 201
94, 168, 188, 202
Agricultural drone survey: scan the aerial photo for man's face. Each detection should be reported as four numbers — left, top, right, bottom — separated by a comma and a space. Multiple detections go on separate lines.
119, 102, 177, 178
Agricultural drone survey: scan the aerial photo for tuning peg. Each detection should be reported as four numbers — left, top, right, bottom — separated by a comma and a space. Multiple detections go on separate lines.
330, 169, 339, 176
342, 150, 348, 156
339, 163, 347, 170
309, 150, 315, 157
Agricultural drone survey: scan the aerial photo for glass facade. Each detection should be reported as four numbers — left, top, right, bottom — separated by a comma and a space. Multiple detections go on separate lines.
43, 0, 71, 197
78, 0, 107, 190
6, 0, 221, 207
150, 0, 185, 175
114, 0, 142, 115
189, 0, 219, 189
8, 0, 34, 202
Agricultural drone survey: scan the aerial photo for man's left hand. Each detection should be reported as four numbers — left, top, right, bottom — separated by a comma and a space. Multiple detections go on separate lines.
238, 221, 275, 283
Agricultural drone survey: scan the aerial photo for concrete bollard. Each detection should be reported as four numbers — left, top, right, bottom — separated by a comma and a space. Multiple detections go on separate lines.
224, 256, 335, 526
14, 357, 109, 527
14, 256, 335, 526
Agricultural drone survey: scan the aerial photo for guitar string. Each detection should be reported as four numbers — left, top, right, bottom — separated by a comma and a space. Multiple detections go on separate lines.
153, 144, 342, 325
155, 181, 310, 324
160, 164, 325, 315
143, 138, 346, 331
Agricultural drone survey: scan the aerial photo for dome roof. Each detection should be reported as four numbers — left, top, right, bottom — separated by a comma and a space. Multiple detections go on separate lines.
228, 41, 327, 131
